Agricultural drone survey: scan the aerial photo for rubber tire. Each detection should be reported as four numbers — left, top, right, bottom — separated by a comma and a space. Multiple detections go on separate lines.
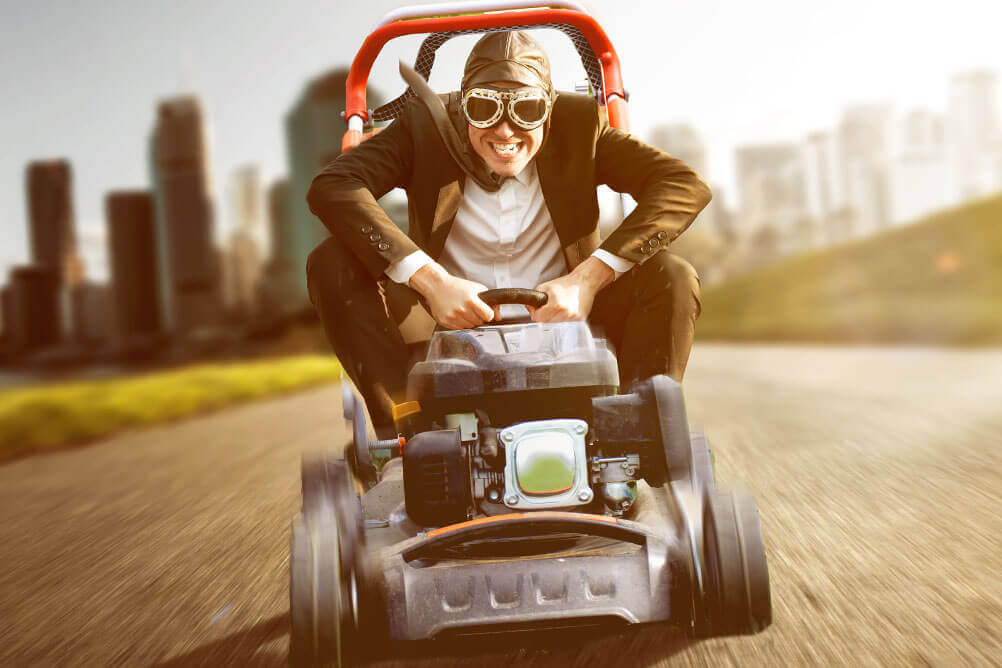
291, 458, 362, 667
700, 490, 772, 636
290, 512, 353, 667
301, 457, 363, 574
689, 431, 717, 494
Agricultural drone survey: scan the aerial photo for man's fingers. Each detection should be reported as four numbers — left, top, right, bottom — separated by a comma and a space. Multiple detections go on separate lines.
471, 297, 494, 323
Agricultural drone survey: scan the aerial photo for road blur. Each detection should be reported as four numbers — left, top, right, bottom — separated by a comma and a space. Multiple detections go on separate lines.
1, 344, 1000, 666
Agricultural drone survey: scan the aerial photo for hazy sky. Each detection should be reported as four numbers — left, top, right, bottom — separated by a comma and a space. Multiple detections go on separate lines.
2, 0, 1001, 281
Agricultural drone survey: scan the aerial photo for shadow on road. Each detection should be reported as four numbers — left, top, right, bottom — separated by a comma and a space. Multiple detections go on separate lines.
152, 613, 288, 668
151, 612, 692, 667
370, 622, 694, 667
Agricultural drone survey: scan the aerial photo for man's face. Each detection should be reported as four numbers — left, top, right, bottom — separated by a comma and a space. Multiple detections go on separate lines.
467, 81, 545, 178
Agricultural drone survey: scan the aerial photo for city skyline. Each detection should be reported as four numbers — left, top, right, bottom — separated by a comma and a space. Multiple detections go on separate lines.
2, 0, 1002, 283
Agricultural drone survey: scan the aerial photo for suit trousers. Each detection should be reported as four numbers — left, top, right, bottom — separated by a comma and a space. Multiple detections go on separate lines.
306, 235, 701, 437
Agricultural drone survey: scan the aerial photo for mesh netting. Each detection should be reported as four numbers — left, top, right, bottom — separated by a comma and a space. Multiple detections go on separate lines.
371, 23, 603, 123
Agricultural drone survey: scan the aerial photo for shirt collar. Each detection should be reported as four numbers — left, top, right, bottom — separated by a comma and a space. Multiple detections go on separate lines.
510, 161, 537, 187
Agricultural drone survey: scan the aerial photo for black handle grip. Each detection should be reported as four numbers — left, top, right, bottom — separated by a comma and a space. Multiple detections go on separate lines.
478, 288, 548, 308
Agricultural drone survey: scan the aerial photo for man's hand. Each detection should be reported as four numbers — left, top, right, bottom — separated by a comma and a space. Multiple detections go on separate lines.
530, 256, 615, 322
409, 263, 497, 329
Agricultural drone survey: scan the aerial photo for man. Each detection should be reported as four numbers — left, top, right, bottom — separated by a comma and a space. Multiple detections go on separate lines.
307, 31, 710, 438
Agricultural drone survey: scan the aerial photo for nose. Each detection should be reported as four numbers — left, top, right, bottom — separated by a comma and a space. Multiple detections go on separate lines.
493, 120, 515, 138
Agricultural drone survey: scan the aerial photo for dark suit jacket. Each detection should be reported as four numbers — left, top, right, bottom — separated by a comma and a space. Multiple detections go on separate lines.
307, 92, 711, 281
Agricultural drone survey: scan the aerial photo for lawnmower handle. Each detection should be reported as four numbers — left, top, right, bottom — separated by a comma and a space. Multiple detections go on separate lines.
478, 288, 548, 309
342, 3, 628, 151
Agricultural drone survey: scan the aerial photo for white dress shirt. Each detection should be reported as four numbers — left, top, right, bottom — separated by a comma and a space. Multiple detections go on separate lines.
384, 163, 634, 293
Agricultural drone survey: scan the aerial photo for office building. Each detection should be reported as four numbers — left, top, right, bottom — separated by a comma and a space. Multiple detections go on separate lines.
258, 178, 297, 314
0, 285, 12, 344
223, 165, 264, 314
8, 266, 61, 352
26, 159, 84, 287
106, 191, 162, 343
285, 69, 389, 306
267, 179, 292, 276
70, 282, 111, 346
648, 123, 709, 178
801, 131, 850, 246
947, 70, 1002, 200
889, 109, 951, 225
150, 96, 221, 334
838, 104, 894, 239
734, 143, 808, 254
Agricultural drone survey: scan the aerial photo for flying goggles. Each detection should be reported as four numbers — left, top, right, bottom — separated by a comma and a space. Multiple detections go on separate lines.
462, 86, 552, 130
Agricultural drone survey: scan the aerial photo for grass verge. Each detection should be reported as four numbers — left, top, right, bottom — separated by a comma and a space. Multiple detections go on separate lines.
0, 355, 341, 462
697, 193, 1002, 344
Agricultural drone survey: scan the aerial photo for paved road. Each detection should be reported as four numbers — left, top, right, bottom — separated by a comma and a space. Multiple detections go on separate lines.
2, 345, 1000, 666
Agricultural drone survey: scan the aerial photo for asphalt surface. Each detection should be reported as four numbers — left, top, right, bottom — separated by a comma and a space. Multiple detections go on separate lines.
1, 344, 1000, 667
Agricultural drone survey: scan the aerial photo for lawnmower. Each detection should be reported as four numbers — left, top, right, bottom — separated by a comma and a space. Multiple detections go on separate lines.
290, 3, 771, 666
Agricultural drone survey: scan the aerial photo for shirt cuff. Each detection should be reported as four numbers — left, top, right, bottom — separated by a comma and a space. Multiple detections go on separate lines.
384, 249, 434, 284
590, 249, 635, 280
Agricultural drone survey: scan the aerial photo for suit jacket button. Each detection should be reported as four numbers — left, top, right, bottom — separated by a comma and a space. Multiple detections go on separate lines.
640, 245, 650, 254
650, 237, 661, 247
657, 231, 668, 240
377, 242, 390, 251
360, 224, 373, 234
369, 233, 381, 242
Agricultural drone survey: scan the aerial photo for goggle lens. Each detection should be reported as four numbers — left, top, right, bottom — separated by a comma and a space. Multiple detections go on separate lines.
462, 87, 550, 130
465, 97, 502, 124
511, 98, 548, 125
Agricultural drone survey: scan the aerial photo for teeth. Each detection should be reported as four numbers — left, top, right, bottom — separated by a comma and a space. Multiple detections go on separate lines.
491, 143, 520, 156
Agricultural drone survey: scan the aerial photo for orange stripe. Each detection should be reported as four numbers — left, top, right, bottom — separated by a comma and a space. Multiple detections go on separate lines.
392, 400, 421, 421
426, 511, 618, 538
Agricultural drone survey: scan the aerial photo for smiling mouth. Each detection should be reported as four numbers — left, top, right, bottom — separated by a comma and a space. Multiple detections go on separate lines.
490, 142, 522, 157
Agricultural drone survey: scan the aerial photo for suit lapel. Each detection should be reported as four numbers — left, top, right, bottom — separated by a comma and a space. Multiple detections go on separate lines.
428, 178, 464, 259
536, 140, 584, 269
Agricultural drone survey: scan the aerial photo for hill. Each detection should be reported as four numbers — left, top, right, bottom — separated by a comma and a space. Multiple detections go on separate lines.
697, 194, 1002, 344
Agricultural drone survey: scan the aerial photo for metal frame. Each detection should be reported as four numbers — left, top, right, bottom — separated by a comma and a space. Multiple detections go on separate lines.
371, 510, 688, 640
342, 0, 628, 150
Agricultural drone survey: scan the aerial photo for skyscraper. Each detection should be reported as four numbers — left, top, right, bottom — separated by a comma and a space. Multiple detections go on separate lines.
947, 70, 1001, 200
223, 165, 264, 316
267, 179, 292, 277
150, 96, 221, 335
838, 104, 894, 239
8, 266, 61, 352
647, 124, 709, 178
889, 109, 951, 225
802, 131, 849, 246
106, 191, 161, 344
0, 285, 13, 345
69, 282, 111, 346
25, 159, 84, 287
285, 69, 388, 307
734, 143, 807, 255
258, 178, 297, 314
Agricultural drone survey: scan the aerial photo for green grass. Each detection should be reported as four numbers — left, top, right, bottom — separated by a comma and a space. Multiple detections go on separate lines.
0, 355, 342, 461
697, 194, 1002, 345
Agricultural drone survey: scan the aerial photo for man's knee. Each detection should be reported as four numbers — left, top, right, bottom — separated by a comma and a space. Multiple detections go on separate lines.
306, 235, 357, 307
647, 252, 701, 319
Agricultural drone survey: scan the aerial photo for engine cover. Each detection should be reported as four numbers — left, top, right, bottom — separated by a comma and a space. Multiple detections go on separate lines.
499, 419, 593, 509
403, 429, 470, 526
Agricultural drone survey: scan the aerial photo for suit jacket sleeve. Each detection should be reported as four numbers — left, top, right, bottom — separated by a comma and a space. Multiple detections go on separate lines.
594, 118, 712, 264
306, 109, 421, 280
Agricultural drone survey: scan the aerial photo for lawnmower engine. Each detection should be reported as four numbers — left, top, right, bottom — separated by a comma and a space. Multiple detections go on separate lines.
399, 321, 678, 527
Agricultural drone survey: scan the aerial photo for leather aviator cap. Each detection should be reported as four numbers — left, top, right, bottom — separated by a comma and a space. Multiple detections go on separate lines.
462, 31, 554, 97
